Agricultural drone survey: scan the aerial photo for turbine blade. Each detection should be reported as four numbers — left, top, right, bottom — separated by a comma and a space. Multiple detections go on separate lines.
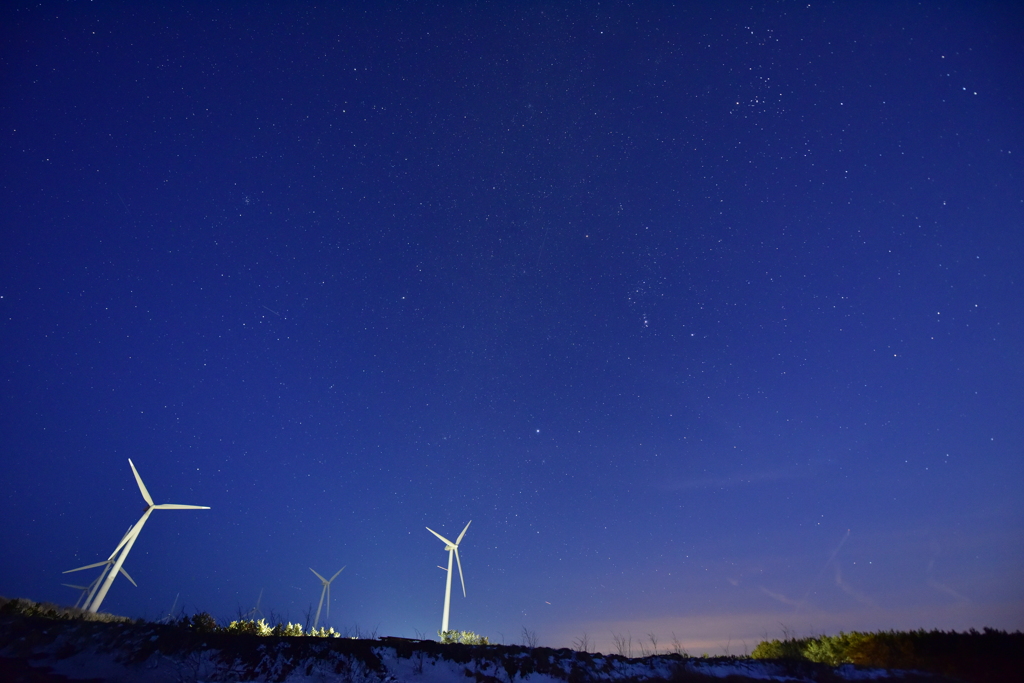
153, 504, 211, 510
64, 561, 110, 573
119, 566, 138, 587
329, 566, 345, 582
62, 584, 89, 590
456, 520, 472, 545
310, 567, 327, 583
455, 547, 466, 597
426, 526, 455, 546
129, 459, 155, 507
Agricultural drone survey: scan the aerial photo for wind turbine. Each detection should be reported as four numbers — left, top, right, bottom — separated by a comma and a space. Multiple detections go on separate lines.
63, 557, 138, 609
245, 588, 265, 621
62, 581, 102, 609
63, 526, 139, 609
161, 592, 180, 623
426, 520, 471, 634
309, 566, 344, 630
62, 583, 90, 608
84, 458, 209, 613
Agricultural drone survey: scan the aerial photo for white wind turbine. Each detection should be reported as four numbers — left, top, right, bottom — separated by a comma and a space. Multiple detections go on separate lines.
62, 582, 92, 609
84, 459, 209, 613
61, 581, 104, 610
309, 566, 345, 630
245, 588, 265, 621
161, 592, 180, 623
63, 560, 138, 609
63, 526, 139, 610
426, 520, 471, 634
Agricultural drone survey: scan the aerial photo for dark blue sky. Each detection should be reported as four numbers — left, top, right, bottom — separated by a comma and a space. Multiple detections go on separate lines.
2, 1, 1021, 653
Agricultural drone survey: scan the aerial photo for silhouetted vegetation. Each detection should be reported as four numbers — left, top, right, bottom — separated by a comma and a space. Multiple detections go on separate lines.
4, 597, 1019, 682
177, 610, 219, 633
752, 628, 1023, 683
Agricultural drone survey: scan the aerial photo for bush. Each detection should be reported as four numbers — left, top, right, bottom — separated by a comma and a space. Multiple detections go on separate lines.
179, 612, 220, 633
439, 630, 490, 645
750, 637, 805, 660
271, 622, 305, 637
226, 618, 272, 636
307, 626, 341, 638
803, 632, 869, 666
752, 631, 873, 665
751, 628, 1023, 683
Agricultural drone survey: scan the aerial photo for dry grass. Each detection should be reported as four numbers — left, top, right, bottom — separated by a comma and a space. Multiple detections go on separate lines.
0, 595, 133, 623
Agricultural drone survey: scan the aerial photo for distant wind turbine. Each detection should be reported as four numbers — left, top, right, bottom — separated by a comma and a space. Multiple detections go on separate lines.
245, 588, 265, 621
84, 459, 209, 613
61, 582, 89, 608
63, 558, 138, 608
426, 520, 471, 634
309, 566, 344, 629
63, 526, 139, 609
160, 592, 180, 623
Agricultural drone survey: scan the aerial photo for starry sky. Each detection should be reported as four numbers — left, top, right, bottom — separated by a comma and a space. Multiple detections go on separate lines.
1, 1, 1022, 654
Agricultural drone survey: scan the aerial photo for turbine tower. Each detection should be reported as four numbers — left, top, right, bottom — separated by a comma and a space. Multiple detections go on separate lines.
85, 459, 209, 613
426, 520, 471, 634
309, 566, 345, 630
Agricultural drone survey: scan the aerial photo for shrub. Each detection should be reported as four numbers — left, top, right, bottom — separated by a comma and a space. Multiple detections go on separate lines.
751, 628, 1023, 683
180, 612, 220, 633
307, 626, 341, 638
803, 632, 869, 666
271, 622, 305, 637
439, 629, 490, 645
750, 637, 805, 660
226, 618, 272, 636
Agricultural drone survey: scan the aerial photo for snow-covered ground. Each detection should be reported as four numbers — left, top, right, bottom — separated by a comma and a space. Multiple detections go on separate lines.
12, 646, 907, 683
0, 614, 949, 683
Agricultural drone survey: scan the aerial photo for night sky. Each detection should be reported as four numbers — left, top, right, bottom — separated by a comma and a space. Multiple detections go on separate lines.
2, 1, 1022, 654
